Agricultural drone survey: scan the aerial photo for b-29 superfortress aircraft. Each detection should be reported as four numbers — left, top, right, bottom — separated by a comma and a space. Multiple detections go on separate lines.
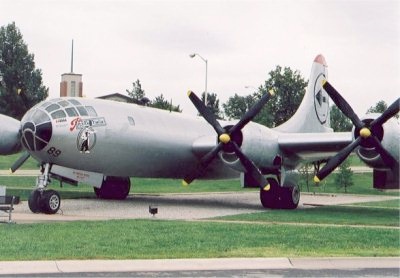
0, 54, 399, 214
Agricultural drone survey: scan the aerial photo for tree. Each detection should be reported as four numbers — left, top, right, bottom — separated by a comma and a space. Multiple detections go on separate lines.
151, 93, 181, 112
201, 92, 222, 119
254, 66, 308, 127
126, 79, 149, 105
298, 163, 311, 192
0, 22, 48, 119
367, 100, 387, 114
223, 93, 256, 120
367, 100, 398, 119
334, 158, 353, 193
330, 105, 352, 132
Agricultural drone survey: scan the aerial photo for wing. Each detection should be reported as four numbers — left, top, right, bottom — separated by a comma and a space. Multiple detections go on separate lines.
278, 132, 353, 165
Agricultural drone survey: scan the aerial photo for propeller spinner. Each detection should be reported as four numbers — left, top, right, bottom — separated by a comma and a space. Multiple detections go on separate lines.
183, 90, 274, 191
314, 80, 400, 183
0, 114, 22, 155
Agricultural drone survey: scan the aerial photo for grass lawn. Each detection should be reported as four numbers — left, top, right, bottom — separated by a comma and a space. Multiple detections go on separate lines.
1, 154, 399, 261
0, 154, 39, 170
0, 219, 398, 261
215, 205, 400, 227
351, 199, 400, 208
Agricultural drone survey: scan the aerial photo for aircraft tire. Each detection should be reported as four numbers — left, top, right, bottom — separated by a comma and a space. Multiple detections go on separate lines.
28, 190, 42, 213
40, 190, 61, 214
260, 178, 280, 209
94, 176, 131, 200
280, 185, 300, 209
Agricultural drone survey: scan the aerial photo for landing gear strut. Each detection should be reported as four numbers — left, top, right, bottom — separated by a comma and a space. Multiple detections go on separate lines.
28, 163, 61, 214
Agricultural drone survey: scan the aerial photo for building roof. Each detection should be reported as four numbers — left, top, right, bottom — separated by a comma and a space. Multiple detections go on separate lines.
97, 93, 132, 103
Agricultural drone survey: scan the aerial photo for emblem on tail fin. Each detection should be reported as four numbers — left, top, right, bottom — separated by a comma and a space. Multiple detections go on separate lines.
313, 73, 329, 124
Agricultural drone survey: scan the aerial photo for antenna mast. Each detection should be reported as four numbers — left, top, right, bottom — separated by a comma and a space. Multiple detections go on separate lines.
70, 39, 74, 73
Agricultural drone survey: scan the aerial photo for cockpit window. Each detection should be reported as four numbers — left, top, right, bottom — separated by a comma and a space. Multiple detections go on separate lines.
85, 106, 97, 117
58, 100, 70, 107
32, 109, 51, 124
65, 107, 79, 117
76, 106, 88, 116
40, 102, 51, 109
51, 110, 66, 119
68, 99, 82, 106
45, 104, 60, 113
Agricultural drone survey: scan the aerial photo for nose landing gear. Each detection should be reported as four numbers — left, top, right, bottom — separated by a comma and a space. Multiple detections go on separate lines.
28, 163, 61, 214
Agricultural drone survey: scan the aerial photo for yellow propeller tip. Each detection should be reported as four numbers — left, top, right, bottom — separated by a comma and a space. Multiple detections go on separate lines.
9, 168, 13, 174
313, 176, 321, 183
322, 79, 327, 86
219, 133, 231, 144
187, 91, 193, 97
263, 184, 271, 191
182, 180, 189, 187
268, 89, 275, 96
360, 128, 371, 138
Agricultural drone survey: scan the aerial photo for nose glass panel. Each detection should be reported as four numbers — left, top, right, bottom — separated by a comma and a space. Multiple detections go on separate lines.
21, 109, 52, 151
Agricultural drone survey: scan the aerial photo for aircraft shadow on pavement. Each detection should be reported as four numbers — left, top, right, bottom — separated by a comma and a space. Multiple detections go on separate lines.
123, 194, 264, 211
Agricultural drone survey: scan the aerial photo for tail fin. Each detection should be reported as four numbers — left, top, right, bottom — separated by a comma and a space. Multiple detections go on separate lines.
274, 54, 332, 133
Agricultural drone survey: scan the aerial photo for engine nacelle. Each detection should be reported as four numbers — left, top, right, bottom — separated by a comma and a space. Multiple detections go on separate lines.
219, 122, 279, 172
355, 114, 399, 170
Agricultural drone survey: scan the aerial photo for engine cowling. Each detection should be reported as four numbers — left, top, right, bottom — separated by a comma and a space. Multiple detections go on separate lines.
356, 114, 399, 170
219, 122, 279, 172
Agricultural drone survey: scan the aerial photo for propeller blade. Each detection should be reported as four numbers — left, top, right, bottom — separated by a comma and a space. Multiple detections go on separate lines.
230, 141, 269, 190
10, 151, 30, 173
322, 81, 364, 130
182, 143, 223, 185
314, 137, 361, 182
230, 90, 274, 135
370, 136, 399, 169
187, 91, 224, 135
371, 98, 400, 128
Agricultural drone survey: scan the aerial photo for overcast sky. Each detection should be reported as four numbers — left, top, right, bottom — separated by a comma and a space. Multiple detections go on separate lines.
1, 0, 399, 116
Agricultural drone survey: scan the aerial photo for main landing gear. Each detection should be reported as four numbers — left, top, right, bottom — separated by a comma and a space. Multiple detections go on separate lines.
259, 178, 300, 209
28, 164, 61, 214
94, 176, 131, 200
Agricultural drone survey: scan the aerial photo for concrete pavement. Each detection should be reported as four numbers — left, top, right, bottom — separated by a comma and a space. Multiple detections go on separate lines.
0, 257, 398, 275
8, 192, 399, 224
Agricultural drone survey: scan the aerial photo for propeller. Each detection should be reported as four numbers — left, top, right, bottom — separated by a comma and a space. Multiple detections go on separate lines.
10, 151, 30, 173
183, 90, 274, 191
1, 85, 38, 172
314, 80, 400, 183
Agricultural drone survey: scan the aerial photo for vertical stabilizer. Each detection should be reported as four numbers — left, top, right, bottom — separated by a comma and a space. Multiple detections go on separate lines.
274, 54, 332, 133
